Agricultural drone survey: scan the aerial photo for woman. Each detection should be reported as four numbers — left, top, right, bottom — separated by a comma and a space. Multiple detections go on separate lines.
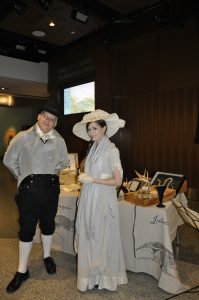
72, 109, 128, 292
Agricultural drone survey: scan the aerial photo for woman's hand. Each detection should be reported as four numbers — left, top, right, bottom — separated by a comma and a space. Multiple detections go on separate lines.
78, 173, 93, 183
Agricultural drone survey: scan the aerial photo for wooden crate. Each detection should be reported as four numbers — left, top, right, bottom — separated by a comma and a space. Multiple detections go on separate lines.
59, 170, 78, 185
124, 188, 176, 206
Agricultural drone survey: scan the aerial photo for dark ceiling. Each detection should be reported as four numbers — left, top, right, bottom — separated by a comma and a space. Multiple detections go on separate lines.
0, 0, 198, 63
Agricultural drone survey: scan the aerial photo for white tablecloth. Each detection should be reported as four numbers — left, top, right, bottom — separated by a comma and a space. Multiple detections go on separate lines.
118, 193, 189, 294
34, 191, 189, 294
52, 190, 79, 255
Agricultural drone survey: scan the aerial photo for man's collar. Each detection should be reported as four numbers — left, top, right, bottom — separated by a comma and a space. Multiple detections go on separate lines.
35, 123, 55, 141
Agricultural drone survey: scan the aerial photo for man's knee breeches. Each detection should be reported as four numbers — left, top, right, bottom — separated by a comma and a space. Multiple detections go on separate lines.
16, 174, 60, 242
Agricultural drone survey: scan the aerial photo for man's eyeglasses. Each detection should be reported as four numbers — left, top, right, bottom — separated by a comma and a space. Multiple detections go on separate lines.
41, 112, 57, 123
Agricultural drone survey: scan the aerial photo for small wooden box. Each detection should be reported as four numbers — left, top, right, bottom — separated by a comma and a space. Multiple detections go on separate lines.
59, 170, 78, 185
124, 188, 176, 207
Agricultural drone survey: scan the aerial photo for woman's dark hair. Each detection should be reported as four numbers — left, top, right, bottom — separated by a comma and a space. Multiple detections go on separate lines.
86, 119, 107, 133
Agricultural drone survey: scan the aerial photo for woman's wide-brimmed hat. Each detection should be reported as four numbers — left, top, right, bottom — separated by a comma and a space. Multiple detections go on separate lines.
72, 109, 125, 141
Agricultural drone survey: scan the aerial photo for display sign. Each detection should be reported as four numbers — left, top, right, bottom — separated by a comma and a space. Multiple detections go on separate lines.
129, 180, 140, 192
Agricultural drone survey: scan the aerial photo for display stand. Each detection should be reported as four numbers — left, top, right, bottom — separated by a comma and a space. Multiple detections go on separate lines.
166, 198, 199, 299
172, 199, 199, 230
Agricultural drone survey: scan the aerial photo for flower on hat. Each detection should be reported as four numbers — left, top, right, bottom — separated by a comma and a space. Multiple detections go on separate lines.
73, 109, 125, 141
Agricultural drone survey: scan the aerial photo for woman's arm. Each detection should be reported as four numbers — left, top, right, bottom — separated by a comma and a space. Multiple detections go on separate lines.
93, 166, 122, 187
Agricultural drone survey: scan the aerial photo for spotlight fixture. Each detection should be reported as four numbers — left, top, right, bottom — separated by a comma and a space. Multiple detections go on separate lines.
37, 0, 52, 12
155, 16, 186, 28
49, 21, 55, 27
0, 87, 9, 91
13, 0, 26, 15
38, 49, 46, 55
71, 8, 88, 24
16, 44, 26, 51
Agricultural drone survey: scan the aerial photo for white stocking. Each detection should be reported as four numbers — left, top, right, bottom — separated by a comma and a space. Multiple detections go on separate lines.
41, 234, 53, 259
18, 241, 32, 273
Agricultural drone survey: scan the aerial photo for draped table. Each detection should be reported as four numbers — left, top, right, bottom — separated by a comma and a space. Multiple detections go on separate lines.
52, 190, 79, 255
34, 189, 188, 294
118, 193, 189, 294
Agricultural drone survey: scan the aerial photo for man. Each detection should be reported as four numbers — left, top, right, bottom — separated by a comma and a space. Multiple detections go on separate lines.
3, 103, 68, 293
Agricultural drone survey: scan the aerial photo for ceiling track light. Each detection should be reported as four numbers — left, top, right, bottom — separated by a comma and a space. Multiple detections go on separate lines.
71, 7, 88, 24
13, 0, 26, 16
37, 0, 53, 12
16, 44, 26, 51
155, 15, 186, 28
38, 49, 47, 55
0, 87, 9, 91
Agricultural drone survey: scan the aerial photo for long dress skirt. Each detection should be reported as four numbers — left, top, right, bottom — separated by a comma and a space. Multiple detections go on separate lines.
75, 184, 128, 291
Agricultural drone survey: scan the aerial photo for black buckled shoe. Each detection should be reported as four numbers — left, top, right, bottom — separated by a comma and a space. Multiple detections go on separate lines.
6, 270, 29, 293
43, 257, 56, 274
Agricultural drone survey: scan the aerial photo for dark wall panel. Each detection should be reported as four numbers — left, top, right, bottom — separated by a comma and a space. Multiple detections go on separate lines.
114, 88, 199, 187
49, 16, 199, 188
